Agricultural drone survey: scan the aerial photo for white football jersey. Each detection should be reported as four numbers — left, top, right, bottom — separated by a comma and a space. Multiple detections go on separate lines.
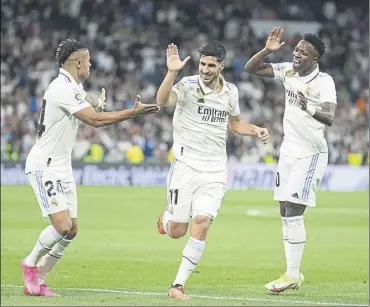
171, 75, 240, 172
271, 62, 337, 158
25, 68, 90, 173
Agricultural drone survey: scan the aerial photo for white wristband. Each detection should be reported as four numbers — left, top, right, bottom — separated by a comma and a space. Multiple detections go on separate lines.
306, 105, 316, 116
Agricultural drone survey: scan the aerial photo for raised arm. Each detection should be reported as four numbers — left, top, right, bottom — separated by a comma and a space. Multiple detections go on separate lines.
244, 27, 285, 78
156, 43, 190, 106
74, 95, 160, 128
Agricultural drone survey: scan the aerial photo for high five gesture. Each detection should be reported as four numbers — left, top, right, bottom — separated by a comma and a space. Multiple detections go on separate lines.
167, 43, 191, 72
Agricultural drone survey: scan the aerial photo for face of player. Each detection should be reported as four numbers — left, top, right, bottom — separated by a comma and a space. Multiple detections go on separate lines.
198, 56, 224, 87
292, 40, 319, 72
77, 49, 91, 81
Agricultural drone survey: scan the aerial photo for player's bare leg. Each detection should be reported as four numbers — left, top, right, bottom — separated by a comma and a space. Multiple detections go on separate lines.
22, 210, 72, 296
265, 202, 306, 293
168, 216, 211, 300
36, 218, 78, 296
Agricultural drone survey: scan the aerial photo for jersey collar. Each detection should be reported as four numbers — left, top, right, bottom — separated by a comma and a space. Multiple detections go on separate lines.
198, 75, 230, 95
294, 65, 320, 83
59, 68, 78, 84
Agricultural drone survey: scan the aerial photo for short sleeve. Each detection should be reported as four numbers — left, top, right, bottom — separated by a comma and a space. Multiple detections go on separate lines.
172, 77, 188, 104
271, 62, 293, 81
58, 87, 90, 115
320, 75, 337, 104
230, 86, 240, 116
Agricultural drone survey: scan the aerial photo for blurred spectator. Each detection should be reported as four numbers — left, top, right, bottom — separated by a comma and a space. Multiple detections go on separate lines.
1, 0, 368, 165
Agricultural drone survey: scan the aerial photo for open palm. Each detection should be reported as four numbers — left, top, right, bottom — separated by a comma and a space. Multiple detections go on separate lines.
266, 27, 285, 52
167, 43, 190, 72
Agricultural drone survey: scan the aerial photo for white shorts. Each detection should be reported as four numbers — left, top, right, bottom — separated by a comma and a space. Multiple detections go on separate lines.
26, 170, 78, 218
274, 153, 328, 207
166, 159, 227, 222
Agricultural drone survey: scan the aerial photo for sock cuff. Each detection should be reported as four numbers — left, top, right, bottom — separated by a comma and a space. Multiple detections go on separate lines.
58, 238, 72, 247
281, 216, 288, 225
189, 237, 205, 250
286, 215, 304, 226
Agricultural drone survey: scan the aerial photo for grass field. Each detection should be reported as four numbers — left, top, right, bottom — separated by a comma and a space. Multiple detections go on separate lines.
1, 186, 368, 306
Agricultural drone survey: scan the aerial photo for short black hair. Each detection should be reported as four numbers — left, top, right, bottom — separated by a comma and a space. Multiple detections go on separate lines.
198, 41, 227, 62
303, 33, 326, 59
55, 39, 88, 67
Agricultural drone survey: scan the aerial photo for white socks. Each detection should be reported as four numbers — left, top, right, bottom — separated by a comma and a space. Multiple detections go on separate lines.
173, 237, 205, 286
281, 217, 289, 262
286, 216, 306, 279
38, 238, 72, 284
24, 225, 64, 266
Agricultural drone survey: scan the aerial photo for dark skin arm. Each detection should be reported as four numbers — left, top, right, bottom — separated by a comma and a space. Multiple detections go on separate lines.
244, 27, 285, 77
297, 91, 336, 126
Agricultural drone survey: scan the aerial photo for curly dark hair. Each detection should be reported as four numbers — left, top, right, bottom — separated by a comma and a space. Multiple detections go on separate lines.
198, 40, 227, 62
303, 33, 326, 59
55, 39, 88, 67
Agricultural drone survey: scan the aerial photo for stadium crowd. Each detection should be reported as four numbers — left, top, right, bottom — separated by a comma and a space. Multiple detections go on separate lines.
1, 0, 368, 165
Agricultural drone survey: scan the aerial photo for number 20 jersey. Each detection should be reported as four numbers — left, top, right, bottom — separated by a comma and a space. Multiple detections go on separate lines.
25, 68, 90, 174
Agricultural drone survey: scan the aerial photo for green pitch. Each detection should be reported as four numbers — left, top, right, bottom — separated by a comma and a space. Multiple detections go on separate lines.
1, 186, 368, 306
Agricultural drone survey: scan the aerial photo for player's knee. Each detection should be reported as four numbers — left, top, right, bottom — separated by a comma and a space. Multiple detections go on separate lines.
285, 202, 306, 217
66, 227, 78, 240
53, 220, 73, 237
191, 215, 211, 240
168, 222, 188, 239
279, 201, 287, 217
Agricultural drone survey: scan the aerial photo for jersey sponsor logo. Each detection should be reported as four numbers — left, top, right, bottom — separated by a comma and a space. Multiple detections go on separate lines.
286, 89, 299, 107
198, 106, 228, 123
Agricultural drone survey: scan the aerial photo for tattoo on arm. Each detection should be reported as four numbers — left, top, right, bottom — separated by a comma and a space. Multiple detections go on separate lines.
85, 92, 100, 108
312, 102, 336, 126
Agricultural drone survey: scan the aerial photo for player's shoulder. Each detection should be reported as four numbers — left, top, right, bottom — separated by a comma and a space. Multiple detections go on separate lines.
224, 79, 238, 92
45, 74, 81, 100
179, 75, 199, 85
317, 71, 335, 82
274, 62, 293, 70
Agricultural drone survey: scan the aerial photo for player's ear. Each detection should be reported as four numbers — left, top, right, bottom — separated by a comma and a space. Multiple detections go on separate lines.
313, 57, 319, 64
76, 59, 81, 69
220, 62, 225, 72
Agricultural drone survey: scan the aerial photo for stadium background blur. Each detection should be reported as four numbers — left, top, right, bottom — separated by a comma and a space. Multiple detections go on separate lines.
1, 0, 369, 166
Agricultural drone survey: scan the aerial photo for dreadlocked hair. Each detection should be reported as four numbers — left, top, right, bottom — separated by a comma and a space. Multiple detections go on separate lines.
303, 33, 326, 59
55, 39, 87, 67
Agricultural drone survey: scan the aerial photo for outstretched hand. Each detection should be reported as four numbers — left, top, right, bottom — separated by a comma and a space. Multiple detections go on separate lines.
133, 95, 161, 116
167, 43, 191, 72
